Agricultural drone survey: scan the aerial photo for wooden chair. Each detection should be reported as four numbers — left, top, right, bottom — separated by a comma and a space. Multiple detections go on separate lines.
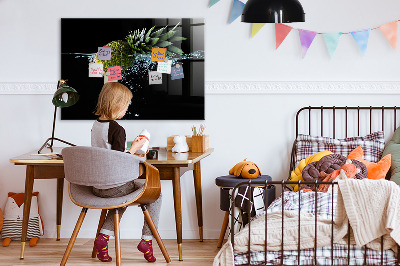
60, 146, 171, 265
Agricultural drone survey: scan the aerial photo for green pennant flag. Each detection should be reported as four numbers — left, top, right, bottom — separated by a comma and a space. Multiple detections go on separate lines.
209, 0, 220, 7
323, 33, 341, 58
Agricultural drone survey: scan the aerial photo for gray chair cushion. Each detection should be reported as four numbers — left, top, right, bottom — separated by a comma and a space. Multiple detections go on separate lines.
62, 146, 145, 188
69, 180, 145, 208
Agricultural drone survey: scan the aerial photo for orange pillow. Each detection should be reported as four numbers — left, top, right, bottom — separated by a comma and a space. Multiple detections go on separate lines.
347, 146, 391, 180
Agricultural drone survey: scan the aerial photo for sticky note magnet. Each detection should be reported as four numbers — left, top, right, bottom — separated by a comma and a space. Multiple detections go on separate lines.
149, 71, 162, 85
104, 71, 118, 84
151, 48, 167, 62
98, 46, 111, 60
171, 64, 184, 80
157, 60, 172, 74
108, 66, 122, 81
89, 63, 103, 77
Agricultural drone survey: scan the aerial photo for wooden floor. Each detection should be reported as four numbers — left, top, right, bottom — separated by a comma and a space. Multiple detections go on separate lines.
0, 239, 221, 265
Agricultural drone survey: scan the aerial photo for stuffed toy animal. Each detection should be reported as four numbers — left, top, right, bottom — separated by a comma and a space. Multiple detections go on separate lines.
172, 135, 189, 153
229, 159, 261, 179
289, 150, 333, 191
1, 192, 44, 247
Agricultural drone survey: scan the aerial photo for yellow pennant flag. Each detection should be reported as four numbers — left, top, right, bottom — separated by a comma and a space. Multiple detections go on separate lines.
251, 23, 266, 38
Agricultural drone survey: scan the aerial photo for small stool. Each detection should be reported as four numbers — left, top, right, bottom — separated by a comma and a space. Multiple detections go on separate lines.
215, 175, 275, 248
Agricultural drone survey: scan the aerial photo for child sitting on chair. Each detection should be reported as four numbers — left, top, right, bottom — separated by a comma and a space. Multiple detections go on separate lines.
91, 82, 162, 263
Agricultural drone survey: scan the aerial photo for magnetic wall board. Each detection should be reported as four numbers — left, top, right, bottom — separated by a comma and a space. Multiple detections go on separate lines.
61, 18, 205, 120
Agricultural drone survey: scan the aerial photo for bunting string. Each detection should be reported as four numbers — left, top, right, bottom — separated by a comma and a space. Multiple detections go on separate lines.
209, 0, 400, 58
283, 20, 400, 35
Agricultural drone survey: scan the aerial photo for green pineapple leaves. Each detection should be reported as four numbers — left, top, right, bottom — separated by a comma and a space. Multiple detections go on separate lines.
151, 26, 168, 38
170, 36, 187, 42
134, 22, 185, 54
96, 22, 186, 71
167, 46, 184, 55
157, 41, 173, 48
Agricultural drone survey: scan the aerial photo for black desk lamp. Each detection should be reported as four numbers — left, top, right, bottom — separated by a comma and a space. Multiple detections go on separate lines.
241, 0, 305, 23
38, 80, 79, 154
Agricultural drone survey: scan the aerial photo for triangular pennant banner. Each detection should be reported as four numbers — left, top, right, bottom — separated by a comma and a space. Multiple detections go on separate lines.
351, 29, 370, 55
378, 21, 398, 50
275, 23, 293, 49
323, 33, 341, 58
251, 23, 266, 38
298, 29, 317, 58
209, 0, 220, 7
229, 0, 245, 24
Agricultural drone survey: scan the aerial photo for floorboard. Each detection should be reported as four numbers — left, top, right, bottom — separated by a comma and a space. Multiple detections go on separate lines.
0, 239, 222, 265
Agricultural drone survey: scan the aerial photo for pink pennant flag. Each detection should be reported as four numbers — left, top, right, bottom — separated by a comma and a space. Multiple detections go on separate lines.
298, 29, 317, 58
378, 21, 398, 50
275, 23, 293, 49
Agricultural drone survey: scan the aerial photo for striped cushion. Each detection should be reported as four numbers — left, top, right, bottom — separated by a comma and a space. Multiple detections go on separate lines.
1, 217, 41, 240
295, 131, 385, 167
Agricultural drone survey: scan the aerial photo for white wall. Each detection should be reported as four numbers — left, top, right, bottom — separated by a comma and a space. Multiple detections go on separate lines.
1, 0, 400, 240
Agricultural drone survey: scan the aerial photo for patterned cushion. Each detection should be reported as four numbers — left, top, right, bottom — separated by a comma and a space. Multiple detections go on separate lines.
295, 131, 385, 166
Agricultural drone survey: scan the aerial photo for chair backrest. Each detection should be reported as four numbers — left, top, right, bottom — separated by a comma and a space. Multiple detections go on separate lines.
62, 146, 145, 187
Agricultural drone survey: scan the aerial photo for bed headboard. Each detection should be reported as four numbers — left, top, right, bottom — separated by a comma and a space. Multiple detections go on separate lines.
295, 106, 400, 138
290, 106, 400, 180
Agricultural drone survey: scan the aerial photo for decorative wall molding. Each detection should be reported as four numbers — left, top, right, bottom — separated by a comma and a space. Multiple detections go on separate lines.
1, 81, 400, 94
0, 83, 57, 94
206, 81, 400, 94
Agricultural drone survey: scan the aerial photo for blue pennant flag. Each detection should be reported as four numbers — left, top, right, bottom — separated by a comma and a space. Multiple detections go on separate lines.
323, 33, 341, 58
229, 0, 245, 24
351, 29, 371, 55
209, 0, 221, 7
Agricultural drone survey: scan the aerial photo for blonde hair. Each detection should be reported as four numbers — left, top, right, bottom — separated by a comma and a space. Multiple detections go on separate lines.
95, 82, 133, 120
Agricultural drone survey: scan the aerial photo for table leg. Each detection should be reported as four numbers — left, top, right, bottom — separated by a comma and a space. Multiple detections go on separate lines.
20, 165, 35, 259
193, 161, 203, 242
172, 167, 183, 261
56, 178, 64, 241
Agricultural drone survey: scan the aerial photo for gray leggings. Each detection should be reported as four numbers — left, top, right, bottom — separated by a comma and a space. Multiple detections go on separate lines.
92, 180, 162, 240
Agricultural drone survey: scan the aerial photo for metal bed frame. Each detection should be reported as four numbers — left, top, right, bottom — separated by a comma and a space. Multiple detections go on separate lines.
230, 106, 400, 266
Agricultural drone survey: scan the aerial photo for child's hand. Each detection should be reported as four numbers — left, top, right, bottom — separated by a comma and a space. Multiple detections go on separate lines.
134, 148, 149, 157
128, 137, 147, 155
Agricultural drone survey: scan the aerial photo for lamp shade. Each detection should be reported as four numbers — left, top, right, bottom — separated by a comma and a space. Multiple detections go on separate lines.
241, 0, 305, 23
52, 84, 79, 108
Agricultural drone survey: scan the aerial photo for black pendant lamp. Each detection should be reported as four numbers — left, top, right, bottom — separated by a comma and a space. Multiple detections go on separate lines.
242, 0, 305, 23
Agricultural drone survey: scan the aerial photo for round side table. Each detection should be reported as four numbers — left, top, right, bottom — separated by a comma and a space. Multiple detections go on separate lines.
215, 175, 275, 248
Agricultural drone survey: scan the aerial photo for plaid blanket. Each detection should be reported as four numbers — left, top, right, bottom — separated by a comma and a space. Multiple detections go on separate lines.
234, 191, 397, 265
235, 244, 397, 265
266, 190, 336, 220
